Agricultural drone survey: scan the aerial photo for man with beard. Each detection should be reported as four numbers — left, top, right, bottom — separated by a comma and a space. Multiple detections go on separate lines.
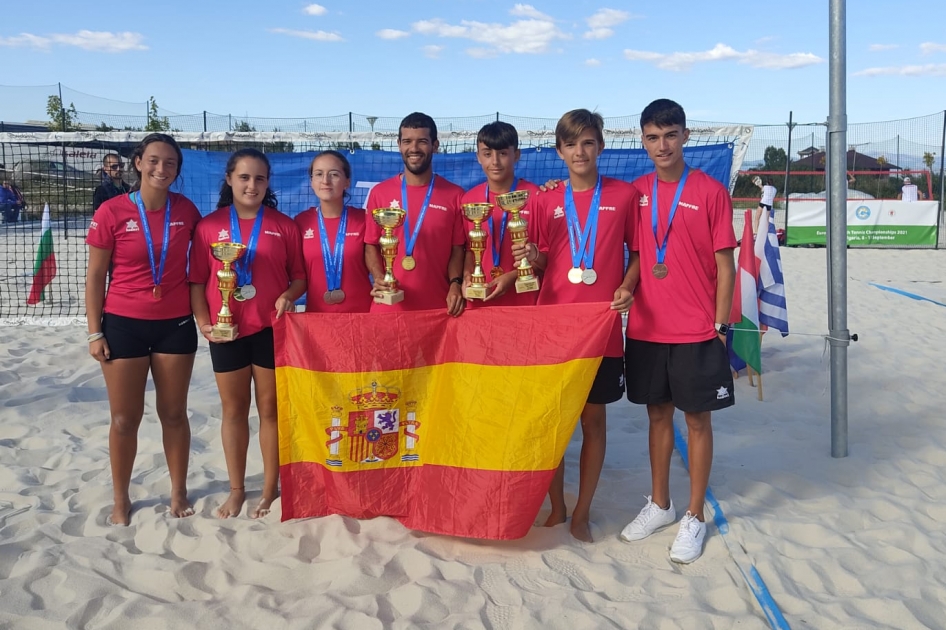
93, 153, 132, 211
365, 112, 466, 315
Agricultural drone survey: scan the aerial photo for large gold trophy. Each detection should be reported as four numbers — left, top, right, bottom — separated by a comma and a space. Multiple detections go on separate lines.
210, 242, 247, 340
462, 202, 493, 300
495, 190, 539, 293
371, 208, 406, 305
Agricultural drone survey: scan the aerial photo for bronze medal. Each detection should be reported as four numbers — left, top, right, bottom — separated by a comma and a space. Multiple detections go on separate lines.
331, 289, 346, 303
152, 285, 162, 300
323, 291, 336, 305
652, 263, 669, 279
401, 255, 416, 271
490, 267, 504, 279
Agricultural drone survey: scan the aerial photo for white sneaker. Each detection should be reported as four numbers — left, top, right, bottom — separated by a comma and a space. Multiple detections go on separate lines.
669, 511, 707, 563
619, 495, 676, 542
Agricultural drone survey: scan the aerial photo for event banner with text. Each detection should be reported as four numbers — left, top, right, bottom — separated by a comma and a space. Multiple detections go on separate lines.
786, 200, 939, 247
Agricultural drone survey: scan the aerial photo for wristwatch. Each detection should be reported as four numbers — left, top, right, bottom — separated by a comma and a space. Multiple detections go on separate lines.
450, 276, 463, 286
714, 322, 730, 335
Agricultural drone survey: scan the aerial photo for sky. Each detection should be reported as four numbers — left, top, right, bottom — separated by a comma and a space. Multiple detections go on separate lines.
1, 1, 945, 126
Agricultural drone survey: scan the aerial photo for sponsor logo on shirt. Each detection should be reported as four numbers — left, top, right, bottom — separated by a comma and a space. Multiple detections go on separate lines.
125, 219, 139, 232
218, 229, 230, 240
430, 204, 448, 211
89, 221, 99, 230
346, 231, 360, 237
716, 386, 730, 400
264, 230, 281, 237
389, 199, 401, 209
679, 201, 700, 211
601, 206, 616, 212
552, 206, 565, 219
170, 221, 185, 227
640, 194, 649, 207
304, 228, 315, 239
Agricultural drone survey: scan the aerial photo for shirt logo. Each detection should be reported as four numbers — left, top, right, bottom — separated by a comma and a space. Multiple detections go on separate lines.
389, 199, 401, 209
716, 386, 730, 400
125, 219, 139, 232
89, 220, 99, 230
218, 229, 230, 240
640, 195, 649, 207
679, 201, 700, 211
430, 204, 448, 212
345, 231, 361, 237
170, 221, 185, 227
601, 206, 616, 212
264, 230, 281, 237
304, 228, 315, 239
553, 206, 565, 219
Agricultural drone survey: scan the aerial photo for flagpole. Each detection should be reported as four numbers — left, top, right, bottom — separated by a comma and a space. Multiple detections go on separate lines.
828, 0, 850, 457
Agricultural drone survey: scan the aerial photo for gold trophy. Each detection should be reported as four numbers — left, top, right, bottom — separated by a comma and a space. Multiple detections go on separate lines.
462, 202, 493, 300
371, 208, 406, 305
496, 190, 540, 293
210, 242, 247, 340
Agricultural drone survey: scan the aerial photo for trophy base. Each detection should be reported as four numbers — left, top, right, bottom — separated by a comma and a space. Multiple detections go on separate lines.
465, 285, 488, 300
211, 323, 238, 341
374, 290, 405, 305
515, 276, 540, 293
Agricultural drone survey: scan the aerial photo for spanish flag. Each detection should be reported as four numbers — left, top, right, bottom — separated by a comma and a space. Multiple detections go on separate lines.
275, 303, 617, 540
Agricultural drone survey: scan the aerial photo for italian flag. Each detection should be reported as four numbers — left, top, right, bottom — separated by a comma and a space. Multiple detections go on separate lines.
27, 203, 57, 305
729, 210, 761, 373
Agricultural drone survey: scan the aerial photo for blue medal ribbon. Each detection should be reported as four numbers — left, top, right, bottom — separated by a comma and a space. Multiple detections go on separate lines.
317, 206, 348, 292
487, 178, 516, 269
229, 205, 265, 287
133, 192, 171, 289
651, 166, 690, 265
564, 176, 602, 270
401, 175, 436, 258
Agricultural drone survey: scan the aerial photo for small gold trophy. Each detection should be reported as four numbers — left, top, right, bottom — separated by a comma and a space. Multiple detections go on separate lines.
371, 208, 406, 305
496, 190, 539, 293
462, 202, 493, 300
210, 242, 247, 340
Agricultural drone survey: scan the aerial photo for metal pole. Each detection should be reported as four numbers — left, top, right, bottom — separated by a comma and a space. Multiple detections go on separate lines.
59, 82, 69, 238
783, 111, 794, 235
203, 111, 207, 133
828, 0, 850, 458
937, 110, 945, 248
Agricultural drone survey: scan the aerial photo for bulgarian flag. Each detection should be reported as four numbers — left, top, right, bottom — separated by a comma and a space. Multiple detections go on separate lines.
274, 303, 616, 539
729, 210, 761, 373
27, 203, 57, 305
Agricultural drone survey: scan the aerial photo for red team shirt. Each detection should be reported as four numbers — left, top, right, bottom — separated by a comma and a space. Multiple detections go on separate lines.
533, 177, 639, 357
628, 168, 737, 344
365, 174, 465, 312
460, 180, 541, 308
295, 206, 373, 313
86, 192, 201, 320
190, 206, 306, 338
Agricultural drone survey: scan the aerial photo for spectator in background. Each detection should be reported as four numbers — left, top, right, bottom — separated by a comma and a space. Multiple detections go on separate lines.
93, 153, 132, 211
898, 176, 923, 202
1, 180, 24, 224
752, 175, 777, 235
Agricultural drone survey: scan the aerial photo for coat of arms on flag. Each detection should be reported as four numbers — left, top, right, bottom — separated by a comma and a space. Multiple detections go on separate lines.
325, 382, 421, 467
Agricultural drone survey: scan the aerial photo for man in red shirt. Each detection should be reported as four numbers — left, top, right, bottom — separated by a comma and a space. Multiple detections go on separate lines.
364, 112, 466, 315
514, 109, 638, 542
460, 121, 541, 307
620, 99, 736, 564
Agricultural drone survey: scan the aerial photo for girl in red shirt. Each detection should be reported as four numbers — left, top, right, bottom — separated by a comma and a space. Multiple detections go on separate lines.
190, 148, 306, 519
85, 133, 201, 526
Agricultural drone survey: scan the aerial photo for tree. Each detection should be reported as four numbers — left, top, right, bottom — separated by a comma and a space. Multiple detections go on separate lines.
923, 152, 936, 172
763, 146, 787, 171
95, 122, 116, 131
144, 96, 170, 132
46, 95, 78, 131
234, 120, 256, 132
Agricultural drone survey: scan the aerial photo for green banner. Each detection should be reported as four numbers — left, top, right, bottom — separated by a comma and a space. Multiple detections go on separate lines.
787, 225, 938, 247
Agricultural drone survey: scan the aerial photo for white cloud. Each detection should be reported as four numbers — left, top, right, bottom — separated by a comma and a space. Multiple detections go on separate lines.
303, 4, 327, 15
0, 30, 147, 52
269, 28, 343, 42
920, 42, 946, 55
755, 36, 777, 45
585, 58, 602, 67
624, 43, 822, 71
412, 16, 570, 55
584, 8, 632, 39
869, 43, 899, 52
510, 4, 552, 20
854, 64, 946, 77
377, 29, 410, 40
423, 44, 444, 59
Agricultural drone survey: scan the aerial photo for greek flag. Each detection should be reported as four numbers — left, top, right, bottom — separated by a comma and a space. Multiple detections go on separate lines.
754, 208, 789, 336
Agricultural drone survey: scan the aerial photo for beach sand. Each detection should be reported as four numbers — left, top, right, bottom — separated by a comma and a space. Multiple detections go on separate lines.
1, 247, 945, 629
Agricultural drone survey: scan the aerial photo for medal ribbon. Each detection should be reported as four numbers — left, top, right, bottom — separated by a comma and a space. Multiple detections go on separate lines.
317, 206, 348, 292
133, 192, 171, 289
229, 205, 265, 287
564, 176, 602, 270
487, 178, 516, 270
651, 166, 690, 266
401, 175, 436, 259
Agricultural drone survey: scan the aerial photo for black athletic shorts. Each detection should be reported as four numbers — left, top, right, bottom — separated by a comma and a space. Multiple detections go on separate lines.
209, 327, 275, 373
587, 356, 625, 405
625, 338, 734, 413
101, 312, 197, 360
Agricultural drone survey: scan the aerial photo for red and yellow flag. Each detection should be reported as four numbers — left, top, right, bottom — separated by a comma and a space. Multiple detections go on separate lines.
275, 303, 617, 539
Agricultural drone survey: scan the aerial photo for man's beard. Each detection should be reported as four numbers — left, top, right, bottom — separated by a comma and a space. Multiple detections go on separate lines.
402, 153, 433, 176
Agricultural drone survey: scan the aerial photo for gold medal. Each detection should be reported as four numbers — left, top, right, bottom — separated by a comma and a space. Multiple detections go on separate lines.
567, 267, 583, 284
401, 255, 416, 271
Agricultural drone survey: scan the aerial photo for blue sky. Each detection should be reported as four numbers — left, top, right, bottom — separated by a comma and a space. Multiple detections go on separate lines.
1, 1, 945, 125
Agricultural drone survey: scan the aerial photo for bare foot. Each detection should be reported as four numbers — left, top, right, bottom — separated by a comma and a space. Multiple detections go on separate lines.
107, 498, 132, 526
250, 495, 276, 519
169, 488, 195, 518
216, 487, 245, 518
543, 508, 567, 527
570, 516, 594, 542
